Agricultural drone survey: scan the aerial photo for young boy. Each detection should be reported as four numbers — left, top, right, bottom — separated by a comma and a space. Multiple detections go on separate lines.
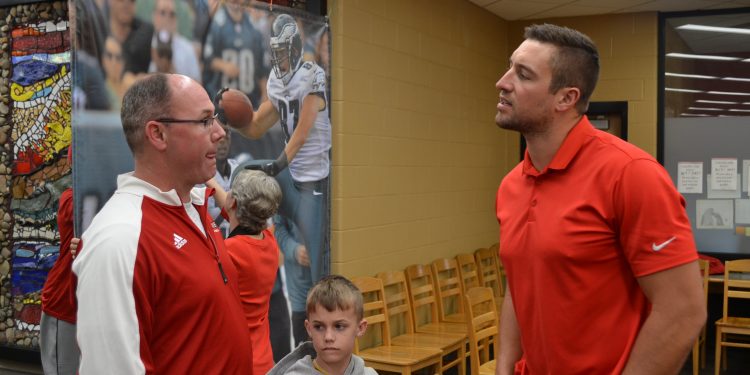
268, 275, 377, 375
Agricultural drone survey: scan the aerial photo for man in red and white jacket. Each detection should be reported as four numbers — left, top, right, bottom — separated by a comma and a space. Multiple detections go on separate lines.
73, 73, 253, 374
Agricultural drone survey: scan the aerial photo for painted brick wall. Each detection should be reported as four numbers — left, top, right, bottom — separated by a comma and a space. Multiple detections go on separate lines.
328, 0, 513, 276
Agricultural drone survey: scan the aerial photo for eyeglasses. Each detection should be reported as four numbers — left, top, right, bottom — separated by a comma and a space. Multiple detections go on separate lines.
155, 113, 218, 128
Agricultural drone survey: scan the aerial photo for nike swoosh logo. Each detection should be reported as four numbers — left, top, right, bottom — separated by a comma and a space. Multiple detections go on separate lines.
652, 236, 676, 251
313, 190, 323, 196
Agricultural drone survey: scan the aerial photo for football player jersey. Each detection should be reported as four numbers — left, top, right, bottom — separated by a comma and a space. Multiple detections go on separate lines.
202, 6, 267, 105
267, 61, 331, 182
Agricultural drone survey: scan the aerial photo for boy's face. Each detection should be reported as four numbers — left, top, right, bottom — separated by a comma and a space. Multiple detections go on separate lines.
305, 305, 367, 370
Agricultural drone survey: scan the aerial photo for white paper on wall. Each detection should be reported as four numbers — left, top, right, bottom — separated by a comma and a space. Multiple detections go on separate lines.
735, 199, 750, 225
711, 158, 738, 191
697, 199, 734, 229
707, 174, 741, 199
678, 162, 703, 194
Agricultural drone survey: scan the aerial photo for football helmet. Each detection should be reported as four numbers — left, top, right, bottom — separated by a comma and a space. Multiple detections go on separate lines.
270, 14, 302, 85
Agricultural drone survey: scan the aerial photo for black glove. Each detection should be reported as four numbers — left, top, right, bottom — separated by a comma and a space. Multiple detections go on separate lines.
245, 152, 288, 177
213, 87, 229, 125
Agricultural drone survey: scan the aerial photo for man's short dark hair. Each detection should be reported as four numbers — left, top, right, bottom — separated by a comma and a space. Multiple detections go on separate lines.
120, 73, 173, 153
524, 24, 599, 114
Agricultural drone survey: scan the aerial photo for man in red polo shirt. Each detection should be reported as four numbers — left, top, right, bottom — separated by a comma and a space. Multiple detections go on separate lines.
494, 24, 706, 375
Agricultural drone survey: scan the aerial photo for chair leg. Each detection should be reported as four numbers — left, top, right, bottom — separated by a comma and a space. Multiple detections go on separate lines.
692, 340, 699, 375
700, 331, 706, 369
714, 329, 721, 375
458, 344, 466, 375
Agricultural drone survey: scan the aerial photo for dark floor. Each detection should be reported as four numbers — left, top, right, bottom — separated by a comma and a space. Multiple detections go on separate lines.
679, 345, 750, 375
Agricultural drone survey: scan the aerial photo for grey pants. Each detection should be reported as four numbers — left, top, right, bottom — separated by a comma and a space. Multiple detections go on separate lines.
40, 312, 79, 375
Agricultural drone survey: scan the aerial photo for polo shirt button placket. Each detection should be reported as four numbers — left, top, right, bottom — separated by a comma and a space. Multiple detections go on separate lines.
529, 177, 538, 222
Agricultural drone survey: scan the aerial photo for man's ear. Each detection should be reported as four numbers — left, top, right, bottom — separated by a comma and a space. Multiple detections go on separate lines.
145, 121, 168, 151
556, 87, 581, 112
357, 319, 368, 337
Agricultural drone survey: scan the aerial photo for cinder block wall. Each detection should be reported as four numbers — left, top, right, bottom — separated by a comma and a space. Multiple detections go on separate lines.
509, 13, 659, 155
328, 0, 513, 277
328, 1, 659, 277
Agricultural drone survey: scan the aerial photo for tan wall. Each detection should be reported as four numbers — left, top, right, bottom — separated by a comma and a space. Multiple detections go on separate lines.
328, 0, 513, 277
509, 13, 659, 155
329, 2, 659, 278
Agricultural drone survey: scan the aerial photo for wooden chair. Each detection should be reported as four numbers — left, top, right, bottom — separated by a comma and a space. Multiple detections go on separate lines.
692, 259, 709, 375
377, 271, 466, 375
478, 360, 496, 375
464, 287, 499, 375
351, 276, 442, 375
432, 257, 466, 323
474, 247, 505, 312
714, 259, 750, 375
456, 253, 481, 292
404, 263, 467, 337
489, 242, 506, 283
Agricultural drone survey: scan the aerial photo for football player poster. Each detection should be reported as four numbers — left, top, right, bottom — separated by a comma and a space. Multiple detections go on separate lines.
71, 0, 330, 353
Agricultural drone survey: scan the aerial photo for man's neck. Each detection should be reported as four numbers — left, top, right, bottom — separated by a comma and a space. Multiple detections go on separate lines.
133, 160, 192, 203
524, 114, 583, 172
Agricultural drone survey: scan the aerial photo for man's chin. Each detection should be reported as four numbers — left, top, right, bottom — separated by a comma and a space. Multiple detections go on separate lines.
204, 166, 217, 181
495, 117, 519, 131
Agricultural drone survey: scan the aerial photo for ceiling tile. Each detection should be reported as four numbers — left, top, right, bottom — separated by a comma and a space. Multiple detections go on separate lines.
469, 0, 501, 7
531, 4, 621, 19
571, 0, 654, 8
620, 0, 737, 13
477, 0, 750, 20
486, 0, 574, 20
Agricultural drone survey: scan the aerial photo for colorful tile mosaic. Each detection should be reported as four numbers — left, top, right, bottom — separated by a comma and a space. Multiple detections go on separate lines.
1, 1, 70, 350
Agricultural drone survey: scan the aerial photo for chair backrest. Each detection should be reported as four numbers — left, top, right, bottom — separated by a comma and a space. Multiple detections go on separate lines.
376, 270, 417, 337
721, 259, 750, 321
698, 258, 709, 300
489, 243, 499, 258
456, 253, 481, 293
351, 276, 391, 353
464, 287, 499, 374
475, 247, 505, 299
404, 263, 442, 329
432, 257, 465, 319
489, 242, 505, 277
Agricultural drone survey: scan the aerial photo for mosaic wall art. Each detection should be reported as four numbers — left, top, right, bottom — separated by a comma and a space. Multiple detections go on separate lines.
0, 1, 70, 350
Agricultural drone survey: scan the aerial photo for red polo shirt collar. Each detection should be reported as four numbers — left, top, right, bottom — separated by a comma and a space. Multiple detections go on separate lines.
521, 115, 593, 177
